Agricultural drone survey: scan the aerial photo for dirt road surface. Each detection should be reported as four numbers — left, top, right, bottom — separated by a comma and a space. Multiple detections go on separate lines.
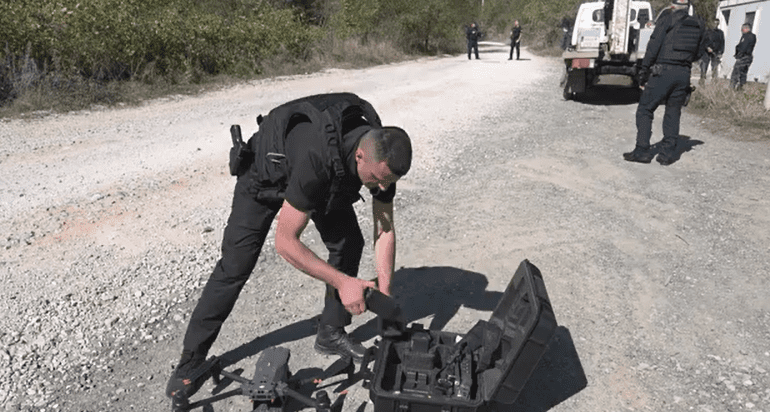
1, 42, 769, 412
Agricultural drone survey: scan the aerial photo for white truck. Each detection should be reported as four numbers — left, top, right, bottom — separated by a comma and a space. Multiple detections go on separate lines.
561, 0, 655, 100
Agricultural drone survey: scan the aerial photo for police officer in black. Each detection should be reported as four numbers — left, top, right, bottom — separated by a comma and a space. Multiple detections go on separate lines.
730, 23, 757, 90
166, 93, 413, 405
466, 23, 481, 60
509, 21, 523, 60
699, 19, 725, 82
624, 0, 706, 166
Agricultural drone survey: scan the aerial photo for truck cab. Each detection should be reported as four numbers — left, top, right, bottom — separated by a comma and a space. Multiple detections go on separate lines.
562, 0, 654, 100
571, 1, 652, 54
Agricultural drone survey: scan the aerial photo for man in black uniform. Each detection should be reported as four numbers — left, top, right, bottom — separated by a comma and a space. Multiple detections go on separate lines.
166, 93, 413, 403
623, 0, 706, 166
699, 19, 725, 82
509, 21, 523, 60
466, 23, 481, 60
730, 23, 757, 90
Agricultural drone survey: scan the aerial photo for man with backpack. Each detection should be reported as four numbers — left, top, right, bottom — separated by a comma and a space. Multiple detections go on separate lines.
623, 0, 706, 166
166, 93, 413, 406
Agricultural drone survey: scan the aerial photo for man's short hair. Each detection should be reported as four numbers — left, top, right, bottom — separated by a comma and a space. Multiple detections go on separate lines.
363, 127, 412, 177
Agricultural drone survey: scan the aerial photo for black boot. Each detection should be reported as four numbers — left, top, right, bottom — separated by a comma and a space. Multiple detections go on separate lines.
315, 325, 365, 362
656, 138, 678, 165
623, 146, 654, 163
166, 351, 209, 408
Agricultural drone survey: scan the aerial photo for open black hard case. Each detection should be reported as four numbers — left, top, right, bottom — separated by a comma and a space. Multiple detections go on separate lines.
367, 260, 557, 412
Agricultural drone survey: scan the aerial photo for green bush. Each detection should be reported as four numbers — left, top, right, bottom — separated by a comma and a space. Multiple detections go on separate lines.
0, 0, 320, 106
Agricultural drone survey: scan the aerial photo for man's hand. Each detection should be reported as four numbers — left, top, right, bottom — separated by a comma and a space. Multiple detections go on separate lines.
637, 68, 650, 88
338, 277, 376, 315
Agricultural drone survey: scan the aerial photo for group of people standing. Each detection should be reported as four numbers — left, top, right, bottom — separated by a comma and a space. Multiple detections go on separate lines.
699, 19, 757, 90
464, 21, 523, 61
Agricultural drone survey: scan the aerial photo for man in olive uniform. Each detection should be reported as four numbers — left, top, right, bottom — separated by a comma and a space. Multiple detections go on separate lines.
166, 93, 413, 405
699, 19, 725, 81
466, 23, 481, 60
730, 23, 757, 90
623, 0, 706, 166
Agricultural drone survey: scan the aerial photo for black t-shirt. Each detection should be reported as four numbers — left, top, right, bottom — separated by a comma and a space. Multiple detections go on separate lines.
283, 118, 396, 212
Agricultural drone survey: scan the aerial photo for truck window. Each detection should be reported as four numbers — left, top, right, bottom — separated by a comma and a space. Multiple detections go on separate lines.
592, 9, 604, 22
638, 9, 650, 26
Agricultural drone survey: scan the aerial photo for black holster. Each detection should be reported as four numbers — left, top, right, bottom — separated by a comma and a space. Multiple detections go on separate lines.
229, 125, 253, 176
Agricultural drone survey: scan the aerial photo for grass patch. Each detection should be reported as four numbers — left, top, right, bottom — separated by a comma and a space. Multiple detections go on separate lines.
689, 80, 770, 140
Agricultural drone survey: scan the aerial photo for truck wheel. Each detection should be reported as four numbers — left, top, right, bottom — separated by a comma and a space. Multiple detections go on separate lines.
563, 84, 574, 100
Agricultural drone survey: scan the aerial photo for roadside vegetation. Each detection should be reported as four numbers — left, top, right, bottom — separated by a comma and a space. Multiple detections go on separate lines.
0, 0, 480, 117
689, 81, 770, 139
1, 0, 766, 138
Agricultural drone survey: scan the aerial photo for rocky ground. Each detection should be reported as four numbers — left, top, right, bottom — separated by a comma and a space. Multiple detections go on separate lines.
1, 43, 769, 412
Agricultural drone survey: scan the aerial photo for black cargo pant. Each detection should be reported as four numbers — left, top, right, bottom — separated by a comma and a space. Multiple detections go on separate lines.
467, 40, 479, 59
182, 173, 364, 357
636, 64, 691, 152
509, 41, 520, 60
730, 55, 753, 89
699, 53, 720, 79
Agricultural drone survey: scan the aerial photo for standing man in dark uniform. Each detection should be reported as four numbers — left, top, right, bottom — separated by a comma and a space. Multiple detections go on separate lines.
730, 23, 757, 90
166, 93, 413, 405
509, 21, 523, 60
623, 0, 706, 166
699, 19, 725, 82
466, 23, 481, 60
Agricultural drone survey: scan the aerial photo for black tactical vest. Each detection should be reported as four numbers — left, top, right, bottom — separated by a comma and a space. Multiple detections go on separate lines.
245, 93, 382, 209
659, 12, 705, 65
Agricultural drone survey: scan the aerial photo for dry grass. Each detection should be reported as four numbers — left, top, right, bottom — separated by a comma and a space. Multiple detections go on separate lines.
689, 80, 770, 140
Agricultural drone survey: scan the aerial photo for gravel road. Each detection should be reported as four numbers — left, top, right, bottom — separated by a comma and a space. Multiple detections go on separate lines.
1, 42, 769, 412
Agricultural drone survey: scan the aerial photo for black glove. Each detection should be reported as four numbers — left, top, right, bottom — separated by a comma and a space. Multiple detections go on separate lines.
637, 68, 650, 87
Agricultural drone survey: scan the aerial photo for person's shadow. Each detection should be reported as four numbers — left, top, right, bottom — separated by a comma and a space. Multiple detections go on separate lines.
350, 266, 505, 342
216, 266, 502, 367
202, 266, 587, 411
650, 134, 704, 166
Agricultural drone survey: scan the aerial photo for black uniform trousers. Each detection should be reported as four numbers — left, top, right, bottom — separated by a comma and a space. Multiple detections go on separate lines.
467, 41, 479, 59
636, 64, 691, 151
509, 41, 520, 60
182, 173, 364, 357
699, 53, 721, 79
730, 55, 753, 88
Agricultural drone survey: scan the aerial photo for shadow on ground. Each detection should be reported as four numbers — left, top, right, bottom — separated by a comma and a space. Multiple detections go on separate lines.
190, 268, 587, 412
351, 266, 505, 342
217, 266, 502, 366
573, 86, 642, 105
656, 135, 704, 166
502, 326, 588, 411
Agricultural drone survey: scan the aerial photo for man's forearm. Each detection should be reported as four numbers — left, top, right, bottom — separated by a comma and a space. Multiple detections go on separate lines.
374, 230, 396, 295
276, 235, 348, 290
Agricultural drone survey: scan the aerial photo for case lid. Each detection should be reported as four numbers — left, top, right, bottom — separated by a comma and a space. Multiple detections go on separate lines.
477, 259, 558, 404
